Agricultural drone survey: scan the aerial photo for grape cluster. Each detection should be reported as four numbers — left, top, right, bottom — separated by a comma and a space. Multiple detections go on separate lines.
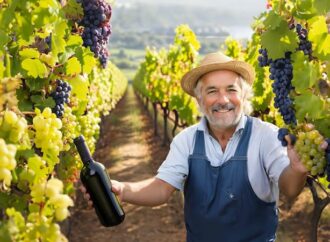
269, 52, 296, 125
0, 138, 17, 188
0, 110, 28, 144
30, 178, 73, 221
258, 48, 272, 67
278, 125, 328, 178
295, 24, 313, 58
78, 0, 112, 68
295, 126, 327, 177
50, 80, 71, 118
33, 108, 63, 162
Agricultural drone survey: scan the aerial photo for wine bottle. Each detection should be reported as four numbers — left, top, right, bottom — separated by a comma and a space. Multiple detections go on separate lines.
74, 135, 125, 227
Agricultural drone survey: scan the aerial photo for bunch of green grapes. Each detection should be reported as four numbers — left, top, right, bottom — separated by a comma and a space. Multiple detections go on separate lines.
31, 178, 73, 221
61, 107, 79, 151
33, 108, 63, 164
12, 209, 69, 241
77, 110, 101, 153
18, 155, 50, 192
0, 138, 17, 188
295, 124, 327, 176
0, 110, 30, 146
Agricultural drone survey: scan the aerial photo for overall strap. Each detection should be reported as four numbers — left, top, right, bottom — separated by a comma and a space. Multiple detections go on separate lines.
192, 130, 206, 156
234, 116, 253, 157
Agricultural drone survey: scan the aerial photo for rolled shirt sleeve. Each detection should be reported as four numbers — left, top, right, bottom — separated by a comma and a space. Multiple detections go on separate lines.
261, 123, 290, 190
156, 128, 193, 191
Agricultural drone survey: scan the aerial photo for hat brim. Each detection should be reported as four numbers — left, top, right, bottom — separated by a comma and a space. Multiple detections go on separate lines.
181, 61, 255, 97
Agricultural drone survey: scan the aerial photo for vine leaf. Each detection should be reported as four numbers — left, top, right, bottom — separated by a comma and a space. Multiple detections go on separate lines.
40, 53, 57, 67
66, 35, 83, 47
261, 20, 298, 59
263, 11, 283, 30
19, 48, 40, 59
0, 29, 10, 51
292, 52, 320, 92
308, 16, 330, 61
31, 95, 55, 109
68, 75, 88, 100
21, 59, 48, 78
293, 0, 317, 19
65, 57, 81, 76
295, 91, 324, 120
51, 20, 67, 56
314, 0, 330, 15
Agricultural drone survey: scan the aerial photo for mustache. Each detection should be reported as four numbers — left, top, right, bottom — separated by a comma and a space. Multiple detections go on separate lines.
211, 103, 235, 112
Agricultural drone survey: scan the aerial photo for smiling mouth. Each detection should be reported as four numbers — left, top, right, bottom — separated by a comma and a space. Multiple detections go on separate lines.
212, 107, 234, 113
213, 109, 232, 113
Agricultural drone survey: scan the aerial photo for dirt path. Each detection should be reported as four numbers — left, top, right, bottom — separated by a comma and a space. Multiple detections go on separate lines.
68, 84, 185, 242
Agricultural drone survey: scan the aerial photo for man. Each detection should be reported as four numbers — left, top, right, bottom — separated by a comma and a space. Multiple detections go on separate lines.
111, 52, 309, 242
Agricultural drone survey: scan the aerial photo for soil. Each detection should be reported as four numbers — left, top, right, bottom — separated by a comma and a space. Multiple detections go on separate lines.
68, 85, 330, 242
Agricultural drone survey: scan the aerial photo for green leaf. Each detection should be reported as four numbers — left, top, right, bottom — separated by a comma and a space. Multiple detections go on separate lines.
15, 12, 34, 42
31, 95, 55, 109
293, 0, 317, 19
261, 20, 298, 59
0, 59, 5, 78
295, 92, 324, 120
58, 49, 75, 65
308, 16, 330, 61
83, 54, 96, 74
66, 34, 83, 47
0, 29, 10, 50
39, 53, 57, 67
16, 89, 33, 111
21, 59, 48, 78
75, 47, 96, 74
19, 48, 40, 59
263, 11, 283, 30
51, 20, 67, 55
0, 0, 18, 30
25, 78, 48, 91
314, 0, 330, 15
68, 75, 89, 100
291, 52, 320, 92
65, 57, 81, 75
314, 117, 330, 137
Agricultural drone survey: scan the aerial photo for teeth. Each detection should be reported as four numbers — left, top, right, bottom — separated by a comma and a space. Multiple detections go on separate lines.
214, 109, 230, 113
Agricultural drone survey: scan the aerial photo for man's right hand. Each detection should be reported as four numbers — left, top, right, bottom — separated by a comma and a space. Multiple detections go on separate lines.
111, 179, 125, 202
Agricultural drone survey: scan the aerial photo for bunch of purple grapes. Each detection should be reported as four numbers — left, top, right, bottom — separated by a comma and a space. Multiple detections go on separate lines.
51, 80, 71, 118
258, 48, 272, 67
296, 24, 313, 58
269, 52, 297, 125
78, 0, 112, 68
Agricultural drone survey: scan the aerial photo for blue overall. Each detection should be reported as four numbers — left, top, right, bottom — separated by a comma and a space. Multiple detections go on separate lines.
184, 117, 278, 242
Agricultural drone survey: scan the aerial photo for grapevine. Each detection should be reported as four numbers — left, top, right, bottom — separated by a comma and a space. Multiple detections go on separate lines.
0, 0, 127, 240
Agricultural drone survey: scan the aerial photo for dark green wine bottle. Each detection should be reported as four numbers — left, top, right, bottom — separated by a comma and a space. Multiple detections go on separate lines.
74, 135, 125, 227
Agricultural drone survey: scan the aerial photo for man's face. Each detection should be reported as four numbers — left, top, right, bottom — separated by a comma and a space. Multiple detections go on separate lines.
197, 70, 244, 130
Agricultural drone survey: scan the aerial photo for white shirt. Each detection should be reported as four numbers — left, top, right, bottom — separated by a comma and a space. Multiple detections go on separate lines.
156, 115, 290, 203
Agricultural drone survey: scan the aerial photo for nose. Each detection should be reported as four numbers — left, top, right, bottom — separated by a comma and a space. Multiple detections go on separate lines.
216, 91, 230, 104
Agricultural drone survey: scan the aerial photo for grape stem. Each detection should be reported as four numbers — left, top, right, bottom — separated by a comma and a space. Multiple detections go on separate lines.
21, 111, 36, 116
308, 175, 330, 198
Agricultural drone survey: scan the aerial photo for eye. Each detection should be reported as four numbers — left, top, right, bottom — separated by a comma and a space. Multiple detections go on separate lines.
228, 88, 237, 92
207, 89, 216, 94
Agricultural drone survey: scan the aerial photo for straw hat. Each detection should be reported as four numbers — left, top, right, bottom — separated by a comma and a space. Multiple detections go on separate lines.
181, 52, 255, 97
